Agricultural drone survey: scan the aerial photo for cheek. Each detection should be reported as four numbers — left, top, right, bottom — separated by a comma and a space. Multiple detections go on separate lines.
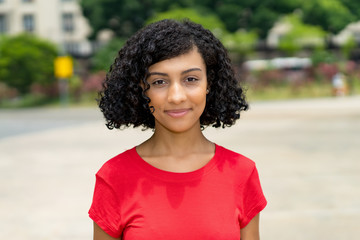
147, 91, 164, 108
188, 91, 207, 109
190, 87, 207, 100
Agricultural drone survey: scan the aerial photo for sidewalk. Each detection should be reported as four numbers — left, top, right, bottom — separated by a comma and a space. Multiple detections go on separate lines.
0, 96, 359, 240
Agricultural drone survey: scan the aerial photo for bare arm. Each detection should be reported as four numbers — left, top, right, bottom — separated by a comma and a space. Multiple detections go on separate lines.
93, 222, 120, 240
240, 213, 260, 240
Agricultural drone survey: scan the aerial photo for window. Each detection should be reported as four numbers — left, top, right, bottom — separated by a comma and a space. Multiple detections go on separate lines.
22, 0, 34, 3
0, 14, 6, 33
23, 14, 34, 32
64, 41, 79, 55
62, 13, 74, 33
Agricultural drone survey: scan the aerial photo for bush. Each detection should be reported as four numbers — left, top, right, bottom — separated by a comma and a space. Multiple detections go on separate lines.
0, 34, 58, 95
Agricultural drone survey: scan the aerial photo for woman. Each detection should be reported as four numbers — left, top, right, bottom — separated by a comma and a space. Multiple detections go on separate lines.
89, 19, 267, 240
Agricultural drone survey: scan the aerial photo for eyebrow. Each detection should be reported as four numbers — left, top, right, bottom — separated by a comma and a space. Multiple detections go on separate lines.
148, 68, 202, 77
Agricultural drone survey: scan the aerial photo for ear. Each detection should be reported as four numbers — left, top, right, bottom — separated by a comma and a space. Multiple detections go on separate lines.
206, 80, 211, 94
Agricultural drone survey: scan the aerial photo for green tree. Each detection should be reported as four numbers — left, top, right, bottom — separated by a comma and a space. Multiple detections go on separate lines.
278, 14, 327, 55
80, 0, 359, 40
222, 30, 258, 58
147, 8, 226, 38
80, 0, 193, 38
92, 38, 126, 71
80, 0, 298, 39
210, 0, 302, 38
341, 0, 360, 18
0, 34, 58, 94
147, 8, 258, 60
81, 0, 146, 38
311, 49, 337, 67
301, 0, 355, 33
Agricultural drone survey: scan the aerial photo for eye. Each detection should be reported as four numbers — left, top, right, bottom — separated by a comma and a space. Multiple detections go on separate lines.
152, 79, 166, 85
185, 77, 198, 82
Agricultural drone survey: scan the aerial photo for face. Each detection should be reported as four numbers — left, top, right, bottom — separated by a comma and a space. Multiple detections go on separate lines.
145, 48, 208, 133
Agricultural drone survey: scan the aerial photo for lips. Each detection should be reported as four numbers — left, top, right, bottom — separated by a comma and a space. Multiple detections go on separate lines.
165, 108, 191, 118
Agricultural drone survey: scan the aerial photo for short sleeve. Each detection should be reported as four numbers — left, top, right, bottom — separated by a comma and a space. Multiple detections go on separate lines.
89, 171, 123, 238
238, 165, 267, 228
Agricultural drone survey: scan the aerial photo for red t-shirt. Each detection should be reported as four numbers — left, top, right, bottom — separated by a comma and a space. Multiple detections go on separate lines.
89, 144, 267, 239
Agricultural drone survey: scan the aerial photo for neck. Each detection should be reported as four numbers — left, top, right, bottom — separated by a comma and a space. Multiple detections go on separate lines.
144, 123, 212, 157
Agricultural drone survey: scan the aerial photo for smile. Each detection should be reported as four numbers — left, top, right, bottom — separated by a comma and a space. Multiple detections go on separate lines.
165, 109, 191, 118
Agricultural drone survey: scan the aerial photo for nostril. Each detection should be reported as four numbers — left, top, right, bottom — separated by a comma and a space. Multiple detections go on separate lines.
168, 84, 186, 102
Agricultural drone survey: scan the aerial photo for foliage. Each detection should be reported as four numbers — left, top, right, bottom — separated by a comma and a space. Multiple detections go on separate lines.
80, 0, 360, 40
301, 0, 355, 33
92, 38, 125, 71
146, 8, 226, 38
221, 30, 258, 57
80, 0, 299, 39
236, 0, 302, 38
311, 49, 337, 67
341, 0, 360, 19
81, 0, 168, 38
278, 14, 327, 55
341, 36, 357, 59
146, 8, 258, 60
0, 34, 58, 94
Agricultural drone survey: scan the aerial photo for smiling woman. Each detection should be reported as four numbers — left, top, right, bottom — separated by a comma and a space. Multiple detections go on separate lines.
145, 48, 208, 133
90, 19, 267, 240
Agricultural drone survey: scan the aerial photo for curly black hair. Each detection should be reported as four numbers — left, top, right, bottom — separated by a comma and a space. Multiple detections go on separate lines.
99, 19, 248, 130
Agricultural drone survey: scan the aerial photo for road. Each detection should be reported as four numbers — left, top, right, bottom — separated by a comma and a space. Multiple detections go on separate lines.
0, 96, 359, 240
0, 107, 101, 139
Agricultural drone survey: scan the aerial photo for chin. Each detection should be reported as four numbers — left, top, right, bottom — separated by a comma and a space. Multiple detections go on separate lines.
155, 121, 201, 134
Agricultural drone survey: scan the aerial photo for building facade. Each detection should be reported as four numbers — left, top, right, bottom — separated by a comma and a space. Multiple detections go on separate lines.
332, 21, 360, 47
0, 0, 92, 57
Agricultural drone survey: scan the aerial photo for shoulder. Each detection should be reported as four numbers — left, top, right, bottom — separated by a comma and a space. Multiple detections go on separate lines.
96, 147, 136, 180
216, 145, 264, 193
217, 145, 255, 167
216, 145, 256, 174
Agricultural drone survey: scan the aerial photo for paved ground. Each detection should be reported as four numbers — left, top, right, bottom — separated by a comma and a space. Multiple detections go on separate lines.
0, 96, 359, 240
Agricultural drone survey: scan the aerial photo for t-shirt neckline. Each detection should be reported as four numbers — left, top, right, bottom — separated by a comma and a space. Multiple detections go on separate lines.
129, 144, 221, 182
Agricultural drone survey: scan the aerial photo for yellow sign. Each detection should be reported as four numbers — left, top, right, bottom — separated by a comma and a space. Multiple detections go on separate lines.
54, 56, 73, 78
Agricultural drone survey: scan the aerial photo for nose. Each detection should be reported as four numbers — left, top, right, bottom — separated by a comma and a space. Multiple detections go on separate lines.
167, 82, 186, 104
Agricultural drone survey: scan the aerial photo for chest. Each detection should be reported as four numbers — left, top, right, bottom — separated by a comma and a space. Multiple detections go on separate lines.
119, 177, 241, 240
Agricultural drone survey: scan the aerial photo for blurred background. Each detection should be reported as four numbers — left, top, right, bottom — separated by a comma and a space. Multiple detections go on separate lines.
1, 0, 360, 106
0, 0, 359, 240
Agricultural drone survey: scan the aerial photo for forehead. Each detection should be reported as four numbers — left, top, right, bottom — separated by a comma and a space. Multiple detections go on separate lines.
148, 48, 206, 73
